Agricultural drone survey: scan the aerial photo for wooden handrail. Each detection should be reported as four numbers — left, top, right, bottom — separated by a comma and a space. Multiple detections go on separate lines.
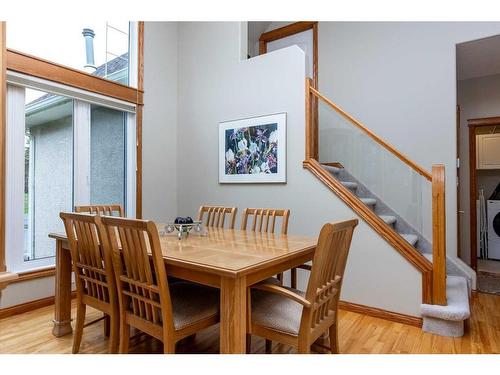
308, 81, 432, 181
305, 78, 447, 306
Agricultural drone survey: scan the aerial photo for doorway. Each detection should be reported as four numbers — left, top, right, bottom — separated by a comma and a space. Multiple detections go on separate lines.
457, 34, 500, 294
247, 22, 318, 88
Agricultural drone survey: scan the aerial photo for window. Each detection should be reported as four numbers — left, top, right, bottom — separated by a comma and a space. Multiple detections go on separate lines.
90, 105, 126, 206
7, 21, 137, 87
24, 89, 74, 262
6, 81, 136, 272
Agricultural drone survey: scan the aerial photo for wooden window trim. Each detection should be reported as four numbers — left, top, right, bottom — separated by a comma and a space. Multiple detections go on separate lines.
136, 21, 144, 219
0, 21, 144, 277
6, 49, 143, 105
9, 266, 56, 283
259, 21, 318, 89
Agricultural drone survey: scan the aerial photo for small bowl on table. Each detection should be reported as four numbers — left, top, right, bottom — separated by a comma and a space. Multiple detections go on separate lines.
165, 217, 203, 240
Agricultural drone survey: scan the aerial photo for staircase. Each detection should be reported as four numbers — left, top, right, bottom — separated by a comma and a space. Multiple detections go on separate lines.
322, 163, 471, 284
304, 78, 472, 337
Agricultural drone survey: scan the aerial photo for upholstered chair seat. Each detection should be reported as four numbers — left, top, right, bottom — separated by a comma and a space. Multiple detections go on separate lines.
247, 219, 358, 354
170, 282, 220, 330
251, 286, 305, 335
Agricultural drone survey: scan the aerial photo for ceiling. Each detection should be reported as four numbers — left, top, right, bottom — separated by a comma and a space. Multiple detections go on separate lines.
457, 34, 500, 81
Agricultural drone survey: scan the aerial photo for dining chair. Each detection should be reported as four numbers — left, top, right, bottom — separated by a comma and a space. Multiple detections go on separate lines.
241, 207, 291, 284
240, 208, 290, 235
247, 218, 358, 354
59, 212, 119, 354
197, 205, 237, 229
100, 216, 220, 354
74, 204, 124, 335
241, 208, 290, 352
75, 204, 124, 217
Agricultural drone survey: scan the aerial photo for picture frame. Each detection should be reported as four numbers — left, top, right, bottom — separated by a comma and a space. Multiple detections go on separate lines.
219, 113, 286, 183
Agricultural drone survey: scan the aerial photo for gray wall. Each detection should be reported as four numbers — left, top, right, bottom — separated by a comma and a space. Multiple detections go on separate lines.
90, 106, 125, 206
318, 22, 500, 265
177, 22, 422, 316
458, 73, 500, 264
142, 22, 178, 223
31, 116, 73, 259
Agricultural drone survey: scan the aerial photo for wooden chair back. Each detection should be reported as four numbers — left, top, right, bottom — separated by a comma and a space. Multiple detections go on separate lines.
197, 205, 237, 229
300, 219, 358, 341
241, 208, 290, 234
100, 216, 175, 339
75, 204, 124, 217
60, 212, 117, 309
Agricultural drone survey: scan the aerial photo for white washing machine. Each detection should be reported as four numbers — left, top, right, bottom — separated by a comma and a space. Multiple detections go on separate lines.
487, 200, 500, 260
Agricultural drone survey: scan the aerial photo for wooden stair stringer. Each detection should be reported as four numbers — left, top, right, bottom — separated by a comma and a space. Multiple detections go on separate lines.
303, 158, 433, 304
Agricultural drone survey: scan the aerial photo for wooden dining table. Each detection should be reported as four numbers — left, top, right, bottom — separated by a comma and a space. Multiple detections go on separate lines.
49, 226, 317, 354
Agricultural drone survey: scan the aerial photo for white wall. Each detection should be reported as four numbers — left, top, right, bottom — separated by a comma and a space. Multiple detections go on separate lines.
0, 277, 55, 308
458, 73, 500, 264
142, 21, 179, 223
177, 22, 422, 316
319, 22, 500, 264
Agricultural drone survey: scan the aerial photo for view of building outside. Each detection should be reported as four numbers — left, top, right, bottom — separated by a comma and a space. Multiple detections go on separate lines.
24, 90, 73, 261
23, 94, 127, 262
90, 105, 126, 206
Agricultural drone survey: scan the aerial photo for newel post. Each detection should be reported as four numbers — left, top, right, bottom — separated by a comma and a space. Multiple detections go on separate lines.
431, 164, 447, 306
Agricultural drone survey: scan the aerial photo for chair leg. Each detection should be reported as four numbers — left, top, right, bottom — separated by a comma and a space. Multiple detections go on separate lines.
108, 316, 119, 354
291, 268, 297, 289
119, 321, 130, 354
265, 339, 272, 354
329, 320, 339, 354
298, 341, 311, 354
72, 303, 86, 354
104, 314, 110, 337
163, 339, 176, 354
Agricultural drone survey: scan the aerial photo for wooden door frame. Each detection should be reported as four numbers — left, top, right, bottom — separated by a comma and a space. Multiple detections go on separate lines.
259, 22, 319, 159
258, 21, 318, 89
467, 116, 500, 271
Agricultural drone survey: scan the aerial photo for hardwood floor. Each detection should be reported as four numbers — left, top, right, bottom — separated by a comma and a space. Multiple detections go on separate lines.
1, 292, 499, 354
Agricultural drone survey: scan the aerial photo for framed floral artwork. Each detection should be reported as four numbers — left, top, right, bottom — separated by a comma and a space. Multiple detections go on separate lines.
219, 113, 286, 183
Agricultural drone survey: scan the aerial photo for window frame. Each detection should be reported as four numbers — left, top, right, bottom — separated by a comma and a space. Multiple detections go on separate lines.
0, 21, 144, 277
6, 83, 136, 273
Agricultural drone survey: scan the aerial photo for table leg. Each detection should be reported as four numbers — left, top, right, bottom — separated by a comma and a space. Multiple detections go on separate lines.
52, 239, 73, 337
220, 276, 247, 354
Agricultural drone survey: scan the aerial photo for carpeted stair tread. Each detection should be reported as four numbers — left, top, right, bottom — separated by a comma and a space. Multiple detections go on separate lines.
341, 181, 358, 190
420, 276, 470, 337
323, 165, 342, 174
360, 198, 376, 206
379, 215, 397, 225
401, 234, 418, 246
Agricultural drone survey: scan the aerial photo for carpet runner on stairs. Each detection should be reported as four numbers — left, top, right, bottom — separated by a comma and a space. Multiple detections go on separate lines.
322, 163, 472, 337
